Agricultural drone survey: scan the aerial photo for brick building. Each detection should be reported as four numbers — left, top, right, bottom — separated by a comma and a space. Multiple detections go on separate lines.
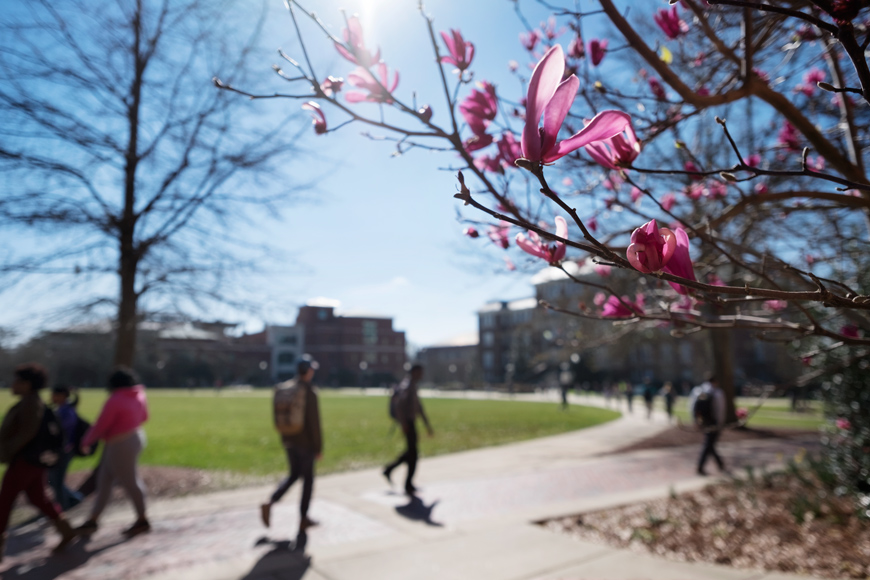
295, 305, 406, 387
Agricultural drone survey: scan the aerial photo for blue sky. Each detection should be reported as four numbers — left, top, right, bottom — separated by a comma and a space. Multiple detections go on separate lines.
225, 0, 584, 348
1, 0, 614, 350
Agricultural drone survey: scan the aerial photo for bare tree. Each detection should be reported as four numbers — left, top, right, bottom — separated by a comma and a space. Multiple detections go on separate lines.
0, 0, 301, 365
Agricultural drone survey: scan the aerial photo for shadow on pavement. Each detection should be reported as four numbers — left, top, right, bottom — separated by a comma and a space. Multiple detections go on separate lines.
243, 533, 310, 580
1, 536, 129, 580
395, 495, 443, 527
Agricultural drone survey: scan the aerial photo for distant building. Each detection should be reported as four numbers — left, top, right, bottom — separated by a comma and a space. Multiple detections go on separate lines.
417, 332, 479, 388
477, 261, 798, 389
295, 305, 406, 387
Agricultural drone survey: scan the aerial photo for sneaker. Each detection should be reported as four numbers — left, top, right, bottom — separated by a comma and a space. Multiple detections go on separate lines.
53, 518, 77, 553
260, 503, 271, 528
122, 518, 151, 537
299, 516, 319, 532
382, 468, 393, 486
404, 483, 418, 496
696, 469, 709, 477
75, 519, 99, 536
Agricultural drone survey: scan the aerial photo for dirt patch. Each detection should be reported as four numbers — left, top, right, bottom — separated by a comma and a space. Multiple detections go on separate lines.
541, 470, 870, 579
611, 426, 819, 455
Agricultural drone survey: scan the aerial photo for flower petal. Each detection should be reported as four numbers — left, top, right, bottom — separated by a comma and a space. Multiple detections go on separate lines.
541, 75, 580, 158
522, 45, 565, 161
547, 110, 632, 163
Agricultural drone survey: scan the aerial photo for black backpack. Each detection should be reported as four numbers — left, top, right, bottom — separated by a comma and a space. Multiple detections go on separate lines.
20, 406, 65, 468
693, 391, 717, 428
72, 416, 98, 457
388, 380, 413, 423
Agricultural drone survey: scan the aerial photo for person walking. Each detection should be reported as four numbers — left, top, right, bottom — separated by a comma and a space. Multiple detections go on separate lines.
75, 367, 150, 537
0, 364, 76, 561
642, 378, 656, 420
383, 364, 433, 496
47, 385, 84, 511
688, 375, 727, 476
661, 382, 676, 423
261, 357, 322, 535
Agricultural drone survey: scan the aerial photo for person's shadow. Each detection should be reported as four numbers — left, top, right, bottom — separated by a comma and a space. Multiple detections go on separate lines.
242, 532, 311, 580
1, 532, 129, 580
395, 495, 443, 527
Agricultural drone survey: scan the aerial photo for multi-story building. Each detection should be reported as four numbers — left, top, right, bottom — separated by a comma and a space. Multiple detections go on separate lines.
295, 304, 406, 387
476, 261, 798, 390
416, 332, 479, 388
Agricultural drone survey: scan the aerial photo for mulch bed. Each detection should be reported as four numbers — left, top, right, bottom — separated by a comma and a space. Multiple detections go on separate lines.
542, 466, 870, 579
611, 425, 819, 454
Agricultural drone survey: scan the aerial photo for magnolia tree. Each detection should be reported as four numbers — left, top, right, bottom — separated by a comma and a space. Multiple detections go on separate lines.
217, 0, 870, 506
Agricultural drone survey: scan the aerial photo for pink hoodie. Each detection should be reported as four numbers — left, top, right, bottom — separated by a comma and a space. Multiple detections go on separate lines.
82, 385, 149, 447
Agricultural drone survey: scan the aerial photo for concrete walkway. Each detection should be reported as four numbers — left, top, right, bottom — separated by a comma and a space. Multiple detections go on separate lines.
1, 394, 825, 580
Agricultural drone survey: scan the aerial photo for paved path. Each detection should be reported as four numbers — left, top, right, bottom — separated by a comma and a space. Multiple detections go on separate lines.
1, 394, 825, 580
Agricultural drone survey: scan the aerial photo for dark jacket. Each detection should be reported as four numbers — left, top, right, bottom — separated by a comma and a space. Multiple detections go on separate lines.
0, 392, 44, 464
277, 380, 322, 455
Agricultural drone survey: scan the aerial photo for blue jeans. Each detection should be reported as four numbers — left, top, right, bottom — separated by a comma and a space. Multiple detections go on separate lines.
47, 450, 82, 511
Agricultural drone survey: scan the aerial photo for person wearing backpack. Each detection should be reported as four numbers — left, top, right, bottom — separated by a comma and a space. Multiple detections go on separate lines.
383, 364, 433, 496
0, 363, 77, 562
688, 375, 727, 476
260, 356, 322, 535
75, 367, 150, 538
47, 385, 85, 511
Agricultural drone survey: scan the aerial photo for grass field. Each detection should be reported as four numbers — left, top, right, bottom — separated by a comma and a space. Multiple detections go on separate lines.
666, 396, 825, 430
0, 389, 620, 477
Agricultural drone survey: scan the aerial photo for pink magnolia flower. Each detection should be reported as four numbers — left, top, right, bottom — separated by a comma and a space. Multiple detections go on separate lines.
654, 6, 689, 39
497, 132, 523, 169
841, 324, 860, 338
707, 180, 727, 199
301, 102, 327, 135
488, 222, 511, 249
835, 418, 851, 430
346, 64, 399, 104
627, 219, 677, 273
562, 177, 574, 187
515, 216, 568, 264
520, 30, 540, 51
320, 76, 344, 97
540, 17, 565, 41
593, 292, 607, 307
335, 16, 380, 68
440, 29, 475, 73
764, 300, 787, 312
754, 182, 769, 194
684, 161, 703, 181
587, 216, 598, 232
464, 133, 494, 153
474, 154, 501, 173
521, 46, 632, 164
630, 187, 643, 204
648, 77, 667, 100
567, 35, 585, 59
662, 193, 677, 211
778, 121, 801, 151
684, 182, 705, 200
801, 355, 813, 366
807, 156, 825, 172
662, 228, 696, 295
463, 227, 480, 238
460, 81, 498, 137
508, 60, 519, 72
736, 407, 749, 421
589, 39, 608, 66
708, 274, 726, 287
746, 154, 762, 167
805, 68, 826, 86
594, 264, 612, 277
601, 294, 644, 318
584, 119, 641, 170
505, 257, 516, 271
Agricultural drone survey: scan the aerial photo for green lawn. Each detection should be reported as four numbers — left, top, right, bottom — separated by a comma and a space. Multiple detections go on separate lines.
0, 389, 619, 477
669, 396, 825, 430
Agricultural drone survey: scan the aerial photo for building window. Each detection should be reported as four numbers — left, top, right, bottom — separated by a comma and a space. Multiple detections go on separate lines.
277, 352, 296, 365
365, 351, 377, 363
482, 351, 494, 369
482, 331, 494, 347
279, 335, 297, 345
362, 320, 378, 345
